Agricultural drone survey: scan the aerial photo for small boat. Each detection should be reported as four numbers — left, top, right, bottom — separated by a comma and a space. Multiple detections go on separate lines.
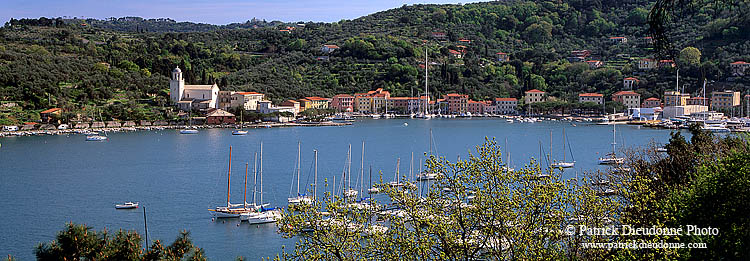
240, 207, 282, 224
415, 172, 440, 181
180, 129, 199, 134
232, 130, 248, 135
656, 147, 667, 153
115, 202, 139, 209
506, 119, 514, 123
86, 135, 108, 141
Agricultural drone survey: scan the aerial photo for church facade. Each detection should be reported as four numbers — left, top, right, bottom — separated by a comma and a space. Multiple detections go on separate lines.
169, 66, 220, 111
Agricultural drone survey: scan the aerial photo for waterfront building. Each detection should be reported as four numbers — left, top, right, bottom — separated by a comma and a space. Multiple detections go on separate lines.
170, 66, 220, 111
387, 97, 415, 114
662, 105, 708, 119
628, 107, 661, 121
232, 92, 264, 111
40, 108, 62, 123
218, 91, 233, 110
524, 89, 546, 104
280, 100, 301, 115
710, 90, 741, 110
578, 93, 604, 105
664, 91, 690, 106
642, 97, 661, 108
258, 100, 298, 118
206, 109, 236, 125
354, 94, 373, 113
444, 93, 468, 114
686, 97, 709, 106
613, 91, 641, 109
623, 77, 639, 90
730, 61, 749, 76
330, 94, 354, 112
301, 97, 331, 111
494, 98, 518, 115
467, 100, 484, 115
372, 92, 391, 113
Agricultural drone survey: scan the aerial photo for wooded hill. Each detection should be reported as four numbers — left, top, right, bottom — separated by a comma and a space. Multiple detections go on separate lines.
1, 0, 748, 123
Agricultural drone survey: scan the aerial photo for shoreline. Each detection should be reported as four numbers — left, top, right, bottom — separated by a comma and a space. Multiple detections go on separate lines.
0, 121, 352, 137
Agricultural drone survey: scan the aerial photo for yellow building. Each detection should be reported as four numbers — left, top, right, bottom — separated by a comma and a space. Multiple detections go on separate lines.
711, 90, 741, 110
664, 91, 689, 107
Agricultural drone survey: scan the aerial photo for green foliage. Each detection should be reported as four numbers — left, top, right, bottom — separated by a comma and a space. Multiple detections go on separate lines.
35, 222, 205, 261
678, 46, 701, 67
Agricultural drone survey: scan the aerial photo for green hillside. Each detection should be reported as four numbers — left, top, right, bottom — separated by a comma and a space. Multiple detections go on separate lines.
0, 0, 748, 123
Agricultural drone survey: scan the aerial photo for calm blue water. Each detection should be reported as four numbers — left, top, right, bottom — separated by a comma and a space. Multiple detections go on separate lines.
0, 118, 680, 259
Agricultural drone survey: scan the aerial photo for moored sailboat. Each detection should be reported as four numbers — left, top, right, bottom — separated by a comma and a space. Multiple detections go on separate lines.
599, 123, 625, 165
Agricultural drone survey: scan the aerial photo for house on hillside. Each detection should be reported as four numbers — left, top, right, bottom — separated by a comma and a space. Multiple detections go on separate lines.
321, 44, 339, 53
613, 91, 641, 109
638, 58, 656, 70
623, 77, 639, 90
609, 36, 627, 44
169, 66, 219, 112
496, 52, 509, 62
524, 89, 546, 104
449, 49, 463, 59
586, 60, 603, 69
731, 61, 750, 76
642, 97, 661, 108
578, 93, 604, 105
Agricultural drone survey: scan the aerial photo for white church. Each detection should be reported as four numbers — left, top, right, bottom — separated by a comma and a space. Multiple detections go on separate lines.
169, 66, 220, 111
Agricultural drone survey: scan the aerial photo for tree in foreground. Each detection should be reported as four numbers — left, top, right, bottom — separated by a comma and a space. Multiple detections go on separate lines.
278, 138, 619, 260
35, 222, 205, 261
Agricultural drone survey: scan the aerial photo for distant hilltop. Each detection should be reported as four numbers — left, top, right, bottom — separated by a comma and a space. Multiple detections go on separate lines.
4, 16, 289, 33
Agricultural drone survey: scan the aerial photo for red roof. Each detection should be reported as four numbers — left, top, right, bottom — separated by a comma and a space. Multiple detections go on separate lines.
24, 122, 38, 125
468, 100, 482, 104
659, 60, 674, 63
525, 89, 545, 93
731, 61, 749, 65
495, 98, 517, 102
323, 44, 339, 49
586, 60, 601, 63
579, 93, 603, 97
645, 97, 660, 101
333, 94, 354, 98
40, 108, 61, 114
458, 39, 471, 42
445, 93, 466, 97
496, 52, 507, 55
305, 96, 330, 101
613, 91, 640, 96
449, 49, 462, 55
624, 77, 639, 81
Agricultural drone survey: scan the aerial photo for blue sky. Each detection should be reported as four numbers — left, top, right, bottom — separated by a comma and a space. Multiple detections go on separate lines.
2, 0, 487, 25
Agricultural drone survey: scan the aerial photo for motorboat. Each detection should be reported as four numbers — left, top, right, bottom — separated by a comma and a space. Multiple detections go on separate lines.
86, 135, 107, 141
232, 130, 248, 135
180, 128, 199, 134
551, 162, 575, 168
115, 202, 139, 209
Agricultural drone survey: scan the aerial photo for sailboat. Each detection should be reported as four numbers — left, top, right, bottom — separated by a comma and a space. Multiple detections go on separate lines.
367, 166, 379, 194
209, 146, 255, 218
86, 109, 108, 141
416, 129, 441, 181
241, 142, 282, 224
501, 138, 515, 172
288, 141, 312, 205
388, 158, 405, 187
416, 46, 434, 119
599, 123, 625, 165
232, 112, 248, 135
180, 110, 199, 134
342, 144, 358, 199
551, 128, 575, 168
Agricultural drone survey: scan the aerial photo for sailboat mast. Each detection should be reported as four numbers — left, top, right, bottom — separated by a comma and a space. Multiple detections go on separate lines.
260, 142, 264, 205
550, 130, 553, 162
347, 144, 352, 191
253, 152, 257, 206
410, 152, 414, 181
425, 46, 429, 115
562, 128, 566, 162
429, 128, 433, 156
360, 141, 365, 197
314, 149, 318, 201
612, 124, 617, 155
244, 163, 248, 209
396, 158, 401, 183
297, 141, 301, 195
227, 146, 232, 208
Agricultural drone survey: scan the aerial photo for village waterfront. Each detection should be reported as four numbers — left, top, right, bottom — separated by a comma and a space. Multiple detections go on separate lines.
0, 118, 684, 259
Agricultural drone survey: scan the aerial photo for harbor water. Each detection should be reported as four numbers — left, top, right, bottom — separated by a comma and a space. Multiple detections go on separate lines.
0, 118, 681, 259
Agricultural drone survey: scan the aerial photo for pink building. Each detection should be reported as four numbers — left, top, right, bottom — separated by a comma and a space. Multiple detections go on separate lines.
330, 94, 354, 112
